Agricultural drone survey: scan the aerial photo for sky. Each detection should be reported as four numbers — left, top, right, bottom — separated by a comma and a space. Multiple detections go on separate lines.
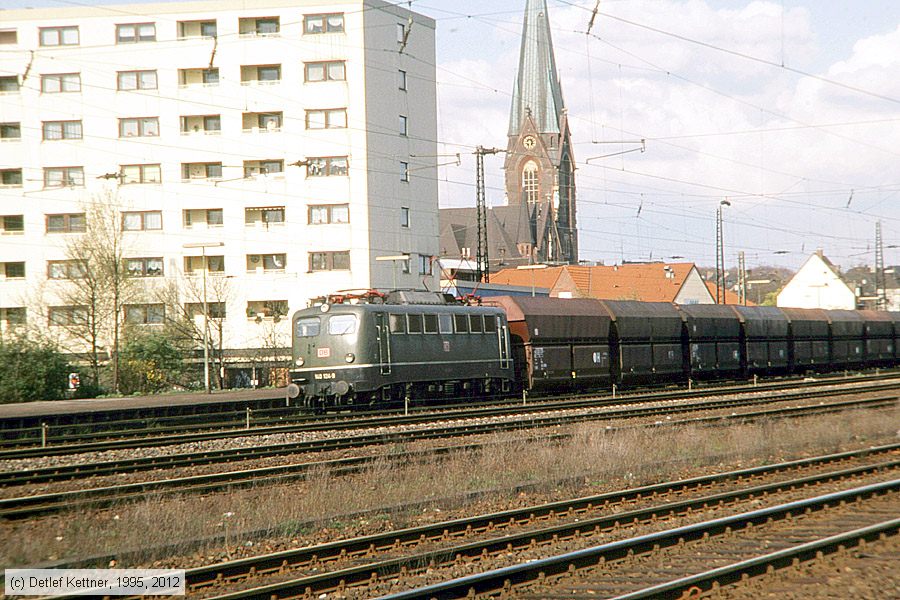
4, 0, 900, 272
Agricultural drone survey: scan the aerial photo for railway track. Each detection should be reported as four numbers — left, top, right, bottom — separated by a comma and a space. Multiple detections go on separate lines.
2, 395, 895, 520
4, 372, 877, 447
3, 376, 898, 461
117, 445, 899, 599
381, 481, 898, 600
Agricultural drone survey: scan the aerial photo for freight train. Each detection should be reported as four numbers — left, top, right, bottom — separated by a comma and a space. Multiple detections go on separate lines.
287, 290, 899, 410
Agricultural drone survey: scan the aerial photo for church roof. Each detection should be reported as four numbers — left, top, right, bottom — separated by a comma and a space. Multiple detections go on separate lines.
439, 204, 535, 267
509, 0, 566, 136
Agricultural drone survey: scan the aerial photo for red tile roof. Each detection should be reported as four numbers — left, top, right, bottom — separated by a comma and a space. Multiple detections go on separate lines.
490, 263, 701, 303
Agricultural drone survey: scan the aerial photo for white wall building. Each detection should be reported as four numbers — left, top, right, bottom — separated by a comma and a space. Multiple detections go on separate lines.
0, 0, 437, 377
776, 251, 856, 310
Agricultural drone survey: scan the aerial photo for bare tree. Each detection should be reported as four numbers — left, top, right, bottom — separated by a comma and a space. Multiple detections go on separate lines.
56, 194, 136, 390
155, 274, 234, 389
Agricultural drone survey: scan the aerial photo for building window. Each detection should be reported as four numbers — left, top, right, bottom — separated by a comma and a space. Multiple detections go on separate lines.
1, 215, 24, 233
1, 122, 20, 141
0, 76, 20, 93
117, 70, 157, 90
185, 301, 226, 319
304, 13, 344, 34
246, 253, 286, 272
120, 164, 161, 184
1, 307, 26, 328
399, 69, 407, 91
245, 206, 285, 226
397, 23, 406, 43
400, 161, 409, 182
124, 303, 165, 324
2, 262, 25, 279
309, 251, 350, 272
178, 20, 216, 39
400, 207, 410, 228
178, 68, 219, 86
305, 61, 346, 82
305, 108, 347, 129
44, 167, 84, 188
306, 156, 348, 177
41, 73, 81, 93
418, 255, 432, 276
0, 29, 17, 45
184, 255, 225, 275
182, 208, 223, 228
119, 117, 159, 138
48, 305, 87, 326
308, 204, 349, 225
125, 257, 163, 277
180, 114, 220, 134
246, 300, 288, 320
39, 26, 78, 46
401, 256, 411, 274
46, 213, 85, 233
121, 210, 162, 231
243, 160, 284, 177
522, 161, 539, 205
181, 162, 222, 180
0, 169, 22, 187
47, 260, 86, 280
116, 23, 156, 43
43, 120, 82, 141
242, 112, 282, 132
399, 115, 408, 136
239, 17, 279, 36
241, 64, 281, 84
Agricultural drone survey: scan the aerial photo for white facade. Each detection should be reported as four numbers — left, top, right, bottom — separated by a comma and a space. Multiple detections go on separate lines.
0, 0, 437, 363
777, 252, 856, 310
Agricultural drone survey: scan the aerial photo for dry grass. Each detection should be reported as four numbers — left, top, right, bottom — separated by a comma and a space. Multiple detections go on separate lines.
3, 407, 897, 567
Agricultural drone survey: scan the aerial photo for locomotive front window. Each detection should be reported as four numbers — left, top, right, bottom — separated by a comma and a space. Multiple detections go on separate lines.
328, 314, 357, 335
469, 314, 483, 333
423, 314, 438, 334
296, 317, 320, 337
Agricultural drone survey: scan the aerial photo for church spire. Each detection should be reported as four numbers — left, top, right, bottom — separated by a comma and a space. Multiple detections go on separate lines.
508, 0, 566, 136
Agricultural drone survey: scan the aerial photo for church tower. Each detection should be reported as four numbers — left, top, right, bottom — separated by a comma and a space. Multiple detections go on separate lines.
504, 0, 577, 264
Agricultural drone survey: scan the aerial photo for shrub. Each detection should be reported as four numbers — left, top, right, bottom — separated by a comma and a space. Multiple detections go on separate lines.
118, 332, 187, 394
0, 339, 71, 403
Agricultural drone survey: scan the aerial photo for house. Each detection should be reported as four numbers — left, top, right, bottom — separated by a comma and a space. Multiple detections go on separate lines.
776, 251, 856, 309
489, 262, 718, 304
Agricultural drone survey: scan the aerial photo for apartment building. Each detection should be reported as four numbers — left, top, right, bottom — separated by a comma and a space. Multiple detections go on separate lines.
0, 0, 438, 375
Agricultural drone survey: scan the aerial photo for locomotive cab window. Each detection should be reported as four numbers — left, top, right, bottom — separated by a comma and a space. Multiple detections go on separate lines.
439, 314, 453, 334
389, 313, 406, 334
454, 314, 469, 333
470, 314, 484, 333
423, 314, 438, 334
328, 314, 357, 335
407, 314, 423, 333
484, 315, 497, 333
296, 317, 320, 337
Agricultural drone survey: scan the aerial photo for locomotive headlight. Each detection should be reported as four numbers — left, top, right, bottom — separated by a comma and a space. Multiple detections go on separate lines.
295, 357, 305, 367
345, 352, 356, 363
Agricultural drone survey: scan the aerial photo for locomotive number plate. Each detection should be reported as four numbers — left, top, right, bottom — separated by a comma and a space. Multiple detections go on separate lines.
314, 372, 336, 380
317, 347, 331, 358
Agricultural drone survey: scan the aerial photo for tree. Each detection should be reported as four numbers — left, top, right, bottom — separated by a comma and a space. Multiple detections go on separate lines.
56, 194, 136, 391
0, 339, 71, 403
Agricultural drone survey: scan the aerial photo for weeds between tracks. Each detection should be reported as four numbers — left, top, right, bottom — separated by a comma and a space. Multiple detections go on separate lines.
4, 407, 898, 567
